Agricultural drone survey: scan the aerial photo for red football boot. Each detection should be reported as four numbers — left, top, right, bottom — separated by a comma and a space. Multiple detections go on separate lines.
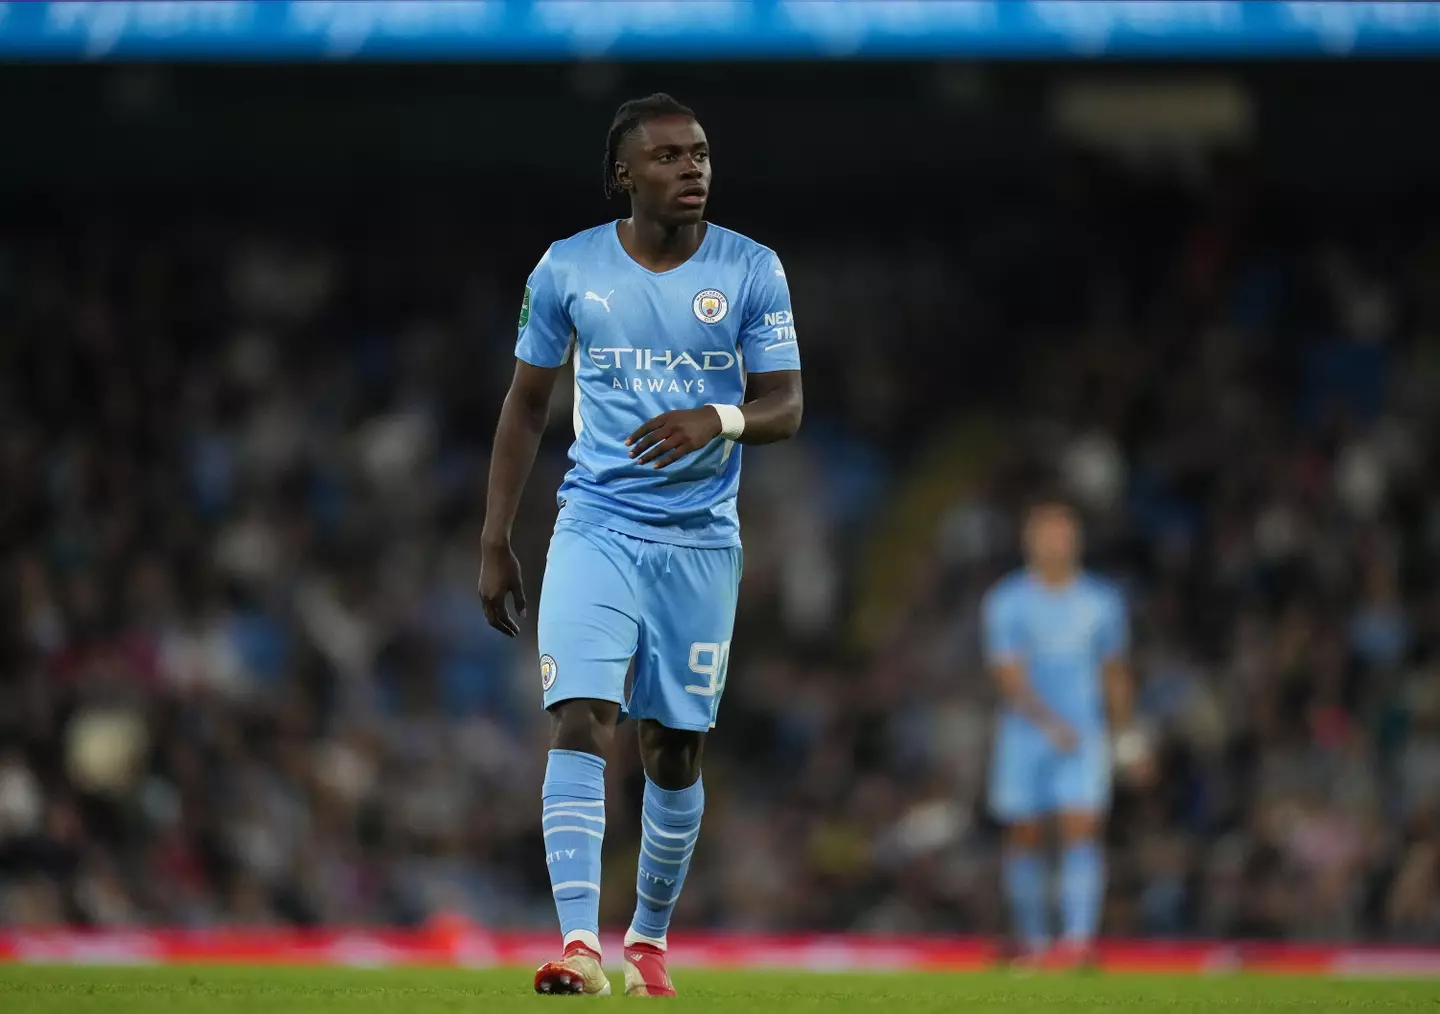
623, 941, 678, 997
1045, 939, 1098, 972
534, 940, 611, 996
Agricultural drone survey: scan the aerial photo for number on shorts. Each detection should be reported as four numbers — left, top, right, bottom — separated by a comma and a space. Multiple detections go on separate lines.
684, 640, 731, 698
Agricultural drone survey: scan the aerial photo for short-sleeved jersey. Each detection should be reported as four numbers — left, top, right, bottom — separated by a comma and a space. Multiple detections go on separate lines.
981, 570, 1128, 737
516, 221, 800, 548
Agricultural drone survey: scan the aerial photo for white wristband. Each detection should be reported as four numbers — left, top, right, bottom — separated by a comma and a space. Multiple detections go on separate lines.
710, 403, 746, 441
1111, 726, 1150, 769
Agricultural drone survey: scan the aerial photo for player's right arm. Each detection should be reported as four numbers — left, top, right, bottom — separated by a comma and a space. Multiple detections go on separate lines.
478, 360, 560, 635
982, 584, 1078, 752
478, 249, 572, 637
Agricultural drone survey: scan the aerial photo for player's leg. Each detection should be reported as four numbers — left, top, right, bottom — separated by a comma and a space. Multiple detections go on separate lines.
542, 698, 619, 960
1003, 821, 1047, 960
622, 718, 703, 996
621, 540, 741, 996
532, 521, 641, 995
1052, 737, 1112, 964
990, 727, 1050, 958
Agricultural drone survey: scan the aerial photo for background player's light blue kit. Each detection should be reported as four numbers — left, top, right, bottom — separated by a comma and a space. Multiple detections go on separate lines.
516, 222, 800, 730
983, 571, 1128, 818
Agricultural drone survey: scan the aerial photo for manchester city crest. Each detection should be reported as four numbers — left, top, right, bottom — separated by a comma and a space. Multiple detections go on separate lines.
692, 288, 729, 325
540, 654, 557, 692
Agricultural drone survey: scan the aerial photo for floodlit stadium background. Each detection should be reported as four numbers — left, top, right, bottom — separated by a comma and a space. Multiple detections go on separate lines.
3, 1, 1440, 969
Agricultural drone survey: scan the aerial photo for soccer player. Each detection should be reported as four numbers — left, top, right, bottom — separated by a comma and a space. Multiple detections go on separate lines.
982, 496, 1133, 968
477, 94, 803, 997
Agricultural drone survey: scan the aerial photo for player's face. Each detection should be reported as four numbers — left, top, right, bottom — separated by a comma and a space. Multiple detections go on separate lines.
1024, 506, 1081, 572
621, 116, 711, 226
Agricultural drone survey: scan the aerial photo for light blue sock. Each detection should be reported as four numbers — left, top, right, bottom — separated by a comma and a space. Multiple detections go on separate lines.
1060, 840, 1104, 944
542, 749, 607, 952
627, 774, 703, 948
1004, 850, 1048, 951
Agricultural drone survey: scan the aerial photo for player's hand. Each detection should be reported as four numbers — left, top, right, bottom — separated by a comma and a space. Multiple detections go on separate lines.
626, 407, 724, 469
477, 539, 527, 637
1112, 725, 1158, 788
1042, 717, 1080, 754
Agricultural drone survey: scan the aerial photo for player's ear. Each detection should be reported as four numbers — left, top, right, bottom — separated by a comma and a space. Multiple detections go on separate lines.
613, 160, 634, 194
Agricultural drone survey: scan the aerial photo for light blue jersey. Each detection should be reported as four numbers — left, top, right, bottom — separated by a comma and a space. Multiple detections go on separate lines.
983, 570, 1127, 736
516, 221, 800, 548
983, 570, 1127, 820
523, 220, 798, 732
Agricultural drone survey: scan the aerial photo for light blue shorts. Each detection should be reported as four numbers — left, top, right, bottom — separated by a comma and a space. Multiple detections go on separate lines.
989, 724, 1111, 822
536, 519, 742, 732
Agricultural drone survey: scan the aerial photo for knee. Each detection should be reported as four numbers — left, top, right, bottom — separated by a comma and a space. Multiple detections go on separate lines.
1006, 822, 1043, 851
1058, 811, 1102, 844
549, 699, 619, 756
638, 721, 704, 790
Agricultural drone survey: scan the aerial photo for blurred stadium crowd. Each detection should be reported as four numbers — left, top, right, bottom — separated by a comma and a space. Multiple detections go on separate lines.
3, 153, 1440, 943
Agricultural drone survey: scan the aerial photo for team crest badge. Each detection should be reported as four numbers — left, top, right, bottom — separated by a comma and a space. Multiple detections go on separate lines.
539, 654, 557, 692
692, 289, 729, 325
518, 286, 532, 328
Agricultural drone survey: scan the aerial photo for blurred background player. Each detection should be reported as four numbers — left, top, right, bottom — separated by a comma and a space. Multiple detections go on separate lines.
983, 497, 1135, 968
477, 94, 803, 995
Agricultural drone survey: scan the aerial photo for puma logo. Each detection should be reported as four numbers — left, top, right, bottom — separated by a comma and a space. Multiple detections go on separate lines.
584, 289, 614, 313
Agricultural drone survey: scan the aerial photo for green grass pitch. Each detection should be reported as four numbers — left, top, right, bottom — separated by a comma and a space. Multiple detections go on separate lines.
1, 965, 1436, 1014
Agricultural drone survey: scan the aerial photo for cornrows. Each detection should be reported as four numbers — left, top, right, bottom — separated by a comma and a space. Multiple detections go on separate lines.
601, 93, 695, 199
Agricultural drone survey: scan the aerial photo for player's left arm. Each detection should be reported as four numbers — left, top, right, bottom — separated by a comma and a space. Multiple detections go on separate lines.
734, 368, 803, 443
1100, 587, 1151, 782
1099, 587, 1133, 730
629, 250, 803, 467
1103, 658, 1133, 732
1097, 587, 1133, 730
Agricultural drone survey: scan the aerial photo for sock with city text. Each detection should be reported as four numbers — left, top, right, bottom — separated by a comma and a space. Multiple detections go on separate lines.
542, 749, 607, 954
1004, 850, 1048, 952
626, 774, 704, 950
1060, 839, 1104, 944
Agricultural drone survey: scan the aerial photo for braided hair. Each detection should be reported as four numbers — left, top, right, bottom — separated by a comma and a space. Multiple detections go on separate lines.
601, 93, 696, 199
